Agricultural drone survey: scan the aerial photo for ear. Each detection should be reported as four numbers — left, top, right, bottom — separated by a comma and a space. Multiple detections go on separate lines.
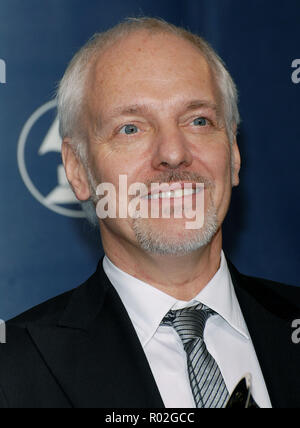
61, 139, 91, 201
231, 136, 241, 187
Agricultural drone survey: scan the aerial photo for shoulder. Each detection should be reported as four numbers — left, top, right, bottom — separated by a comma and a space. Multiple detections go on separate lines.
240, 271, 300, 307
1, 261, 107, 347
0, 266, 105, 408
0, 290, 74, 407
227, 259, 300, 318
6, 288, 76, 328
3, 258, 109, 336
0, 287, 78, 365
0, 283, 83, 365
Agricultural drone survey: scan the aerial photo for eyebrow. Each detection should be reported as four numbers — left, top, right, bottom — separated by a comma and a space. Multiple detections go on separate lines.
108, 104, 152, 119
106, 99, 222, 121
184, 100, 222, 121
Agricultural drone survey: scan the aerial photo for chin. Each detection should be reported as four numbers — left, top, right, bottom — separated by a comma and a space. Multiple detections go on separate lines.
132, 211, 219, 256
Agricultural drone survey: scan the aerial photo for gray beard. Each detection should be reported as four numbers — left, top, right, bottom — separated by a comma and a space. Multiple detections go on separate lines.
131, 201, 219, 256
82, 165, 220, 254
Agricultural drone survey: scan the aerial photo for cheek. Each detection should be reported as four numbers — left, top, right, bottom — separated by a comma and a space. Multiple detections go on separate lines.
213, 158, 233, 218
88, 144, 143, 189
214, 151, 232, 180
199, 144, 232, 203
196, 140, 231, 180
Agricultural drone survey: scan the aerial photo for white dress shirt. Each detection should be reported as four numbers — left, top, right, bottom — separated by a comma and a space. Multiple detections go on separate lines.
103, 251, 272, 408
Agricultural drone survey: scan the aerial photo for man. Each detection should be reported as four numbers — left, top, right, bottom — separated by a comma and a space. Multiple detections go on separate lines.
1, 17, 299, 409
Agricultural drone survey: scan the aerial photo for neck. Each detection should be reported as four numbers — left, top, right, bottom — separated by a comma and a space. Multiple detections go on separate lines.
100, 225, 223, 301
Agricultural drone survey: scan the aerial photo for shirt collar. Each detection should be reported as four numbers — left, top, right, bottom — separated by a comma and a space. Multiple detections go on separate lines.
102, 251, 249, 347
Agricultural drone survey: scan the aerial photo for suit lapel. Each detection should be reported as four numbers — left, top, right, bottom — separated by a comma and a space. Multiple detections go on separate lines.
25, 256, 300, 408
27, 262, 164, 408
228, 261, 300, 408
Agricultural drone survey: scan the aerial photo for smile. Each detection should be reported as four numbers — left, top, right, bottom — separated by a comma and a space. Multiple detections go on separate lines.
145, 187, 202, 200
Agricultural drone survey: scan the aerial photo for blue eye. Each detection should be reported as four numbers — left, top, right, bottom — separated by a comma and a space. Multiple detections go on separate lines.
193, 117, 208, 127
120, 124, 139, 135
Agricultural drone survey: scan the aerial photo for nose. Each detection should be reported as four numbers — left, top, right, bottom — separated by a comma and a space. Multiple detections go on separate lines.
151, 126, 193, 171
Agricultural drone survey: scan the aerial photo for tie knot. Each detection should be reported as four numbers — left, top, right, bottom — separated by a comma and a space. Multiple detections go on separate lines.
161, 303, 214, 347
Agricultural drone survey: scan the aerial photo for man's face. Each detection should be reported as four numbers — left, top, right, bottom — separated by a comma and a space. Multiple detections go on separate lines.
78, 31, 240, 255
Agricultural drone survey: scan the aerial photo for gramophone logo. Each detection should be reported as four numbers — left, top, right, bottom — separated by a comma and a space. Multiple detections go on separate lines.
17, 100, 85, 218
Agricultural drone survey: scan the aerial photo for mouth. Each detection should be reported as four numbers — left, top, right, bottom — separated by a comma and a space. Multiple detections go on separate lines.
142, 182, 204, 200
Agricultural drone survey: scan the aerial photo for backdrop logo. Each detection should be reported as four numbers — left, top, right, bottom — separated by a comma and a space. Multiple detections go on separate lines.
17, 100, 85, 218
291, 59, 300, 84
0, 58, 6, 84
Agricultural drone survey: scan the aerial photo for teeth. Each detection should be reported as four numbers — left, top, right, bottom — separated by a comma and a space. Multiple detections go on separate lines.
147, 187, 201, 200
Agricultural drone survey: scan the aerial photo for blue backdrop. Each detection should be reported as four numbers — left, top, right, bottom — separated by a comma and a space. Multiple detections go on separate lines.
0, 0, 299, 320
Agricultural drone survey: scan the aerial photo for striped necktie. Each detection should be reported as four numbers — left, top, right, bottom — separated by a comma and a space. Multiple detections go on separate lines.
161, 303, 229, 408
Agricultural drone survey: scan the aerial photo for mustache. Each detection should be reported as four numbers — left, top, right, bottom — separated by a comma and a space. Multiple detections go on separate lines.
144, 171, 215, 190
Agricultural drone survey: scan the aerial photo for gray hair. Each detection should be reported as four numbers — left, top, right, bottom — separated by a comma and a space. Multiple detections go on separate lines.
56, 17, 240, 160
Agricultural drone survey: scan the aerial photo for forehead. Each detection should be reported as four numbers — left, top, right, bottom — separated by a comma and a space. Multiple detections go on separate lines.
86, 31, 218, 118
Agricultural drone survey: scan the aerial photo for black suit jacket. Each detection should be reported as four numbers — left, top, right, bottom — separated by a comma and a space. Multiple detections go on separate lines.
0, 258, 299, 408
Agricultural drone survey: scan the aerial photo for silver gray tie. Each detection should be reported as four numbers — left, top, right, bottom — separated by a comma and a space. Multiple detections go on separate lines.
161, 303, 229, 408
